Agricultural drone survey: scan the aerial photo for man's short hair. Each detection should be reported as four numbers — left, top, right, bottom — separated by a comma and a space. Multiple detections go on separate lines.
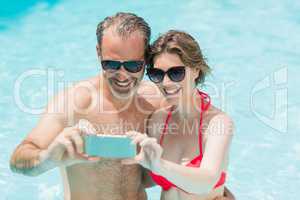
96, 12, 151, 59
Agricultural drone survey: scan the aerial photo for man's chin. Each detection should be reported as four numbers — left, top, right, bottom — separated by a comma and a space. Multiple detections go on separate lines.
110, 85, 138, 99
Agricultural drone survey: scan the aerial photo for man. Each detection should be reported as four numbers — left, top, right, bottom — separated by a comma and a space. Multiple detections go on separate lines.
10, 12, 161, 200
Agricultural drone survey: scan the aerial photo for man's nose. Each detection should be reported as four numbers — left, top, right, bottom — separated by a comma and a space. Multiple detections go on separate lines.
115, 66, 129, 80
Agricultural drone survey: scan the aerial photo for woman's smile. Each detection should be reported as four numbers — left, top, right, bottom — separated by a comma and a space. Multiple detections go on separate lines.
163, 86, 182, 96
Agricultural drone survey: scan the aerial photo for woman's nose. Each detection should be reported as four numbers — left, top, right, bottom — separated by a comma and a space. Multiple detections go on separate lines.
162, 74, 172, 86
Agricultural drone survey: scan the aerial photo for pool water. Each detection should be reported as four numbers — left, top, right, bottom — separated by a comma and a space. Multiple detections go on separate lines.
0, 0, 299, 199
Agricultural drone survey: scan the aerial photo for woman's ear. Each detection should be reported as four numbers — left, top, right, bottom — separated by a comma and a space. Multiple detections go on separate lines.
193, 67, 201, 84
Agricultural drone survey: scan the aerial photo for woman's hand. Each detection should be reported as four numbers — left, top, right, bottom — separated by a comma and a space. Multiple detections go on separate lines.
122, 131, 163, 172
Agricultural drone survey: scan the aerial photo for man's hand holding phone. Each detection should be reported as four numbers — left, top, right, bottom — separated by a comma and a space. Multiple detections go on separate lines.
40, 119, 100, 167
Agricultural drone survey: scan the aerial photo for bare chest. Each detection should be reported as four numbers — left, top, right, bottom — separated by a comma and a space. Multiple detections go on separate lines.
66, 161, 144, 199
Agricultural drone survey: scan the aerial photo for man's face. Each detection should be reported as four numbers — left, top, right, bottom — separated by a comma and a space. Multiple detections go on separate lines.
98, 29, 145, 99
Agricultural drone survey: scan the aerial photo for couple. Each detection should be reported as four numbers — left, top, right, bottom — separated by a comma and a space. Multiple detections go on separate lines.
10, 12, 234, 200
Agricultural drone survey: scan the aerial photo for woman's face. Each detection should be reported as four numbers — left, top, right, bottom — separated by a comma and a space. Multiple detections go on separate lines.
151, 52, 199, 105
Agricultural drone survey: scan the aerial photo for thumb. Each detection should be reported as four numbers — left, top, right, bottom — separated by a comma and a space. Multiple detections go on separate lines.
77, 119, 97, 134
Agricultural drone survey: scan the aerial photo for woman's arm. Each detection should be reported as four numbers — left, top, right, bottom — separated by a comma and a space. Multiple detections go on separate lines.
141, 167, 156, 188
125, 113, 234, 195
157, 114, 234, 194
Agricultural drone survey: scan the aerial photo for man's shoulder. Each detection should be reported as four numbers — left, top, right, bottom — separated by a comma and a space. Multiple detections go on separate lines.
70, 76, 100, 109
47, 76, 100, 114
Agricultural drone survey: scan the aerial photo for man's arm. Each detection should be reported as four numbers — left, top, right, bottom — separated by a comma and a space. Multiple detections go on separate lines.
9, 123, 65, 177
9, 87, 71, 176
9, 83, 97, 176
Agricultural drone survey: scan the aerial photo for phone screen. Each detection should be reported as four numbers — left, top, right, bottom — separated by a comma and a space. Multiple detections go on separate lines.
84, 135, 136, 158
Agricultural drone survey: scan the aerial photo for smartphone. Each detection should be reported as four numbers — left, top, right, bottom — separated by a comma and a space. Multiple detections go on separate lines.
84, 134, 136, 158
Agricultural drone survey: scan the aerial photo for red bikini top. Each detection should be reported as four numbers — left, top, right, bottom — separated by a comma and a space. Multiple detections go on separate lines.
149, 90, 226, 191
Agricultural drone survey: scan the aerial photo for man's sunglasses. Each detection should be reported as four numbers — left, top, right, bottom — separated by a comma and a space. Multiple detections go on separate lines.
101, 60, 144, 73
147, 66, 186, 83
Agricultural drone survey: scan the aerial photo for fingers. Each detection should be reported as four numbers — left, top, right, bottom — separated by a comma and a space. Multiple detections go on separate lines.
58, 127, 80, 159
131, 134, 147, 145
64, 126, 86, 154
126, 131, 148, 142
126, 131, 140, 137
65, 124, 101, 163
140, 138, 159, 157
77, 119, 97, 135
135, 151, 145, 162
51, 124, 100, 164
126, 131, 154, 146
140, 137, 157, 147
61, 140, 75, 159
70, 132, 84, 154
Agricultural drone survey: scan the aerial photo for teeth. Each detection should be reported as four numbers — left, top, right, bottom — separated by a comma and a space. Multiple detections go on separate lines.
167, 89, 178, 94
115, 80, 131, 87
164, 88, 181, 95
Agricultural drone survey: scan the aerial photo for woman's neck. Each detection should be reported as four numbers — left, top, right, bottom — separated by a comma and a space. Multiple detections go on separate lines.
177, 88, 201, 120
170, 89, 202, 135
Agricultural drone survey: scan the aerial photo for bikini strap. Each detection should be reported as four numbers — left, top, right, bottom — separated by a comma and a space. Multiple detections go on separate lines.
159, 90, 211, 154
197, 90, 211, 156
197, 90, 211, 111
159, 106, 174, 145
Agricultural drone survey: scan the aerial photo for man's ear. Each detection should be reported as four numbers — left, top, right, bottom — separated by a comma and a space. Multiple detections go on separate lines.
96, 44, 101, 58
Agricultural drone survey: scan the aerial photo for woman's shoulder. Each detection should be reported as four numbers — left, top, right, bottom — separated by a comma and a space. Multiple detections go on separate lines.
205, 104, 235, 135
205, 103, 232, 119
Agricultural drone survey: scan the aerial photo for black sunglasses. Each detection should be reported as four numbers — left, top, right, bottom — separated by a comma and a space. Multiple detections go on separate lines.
147, 66, 186, 83
101, 60, 144, 73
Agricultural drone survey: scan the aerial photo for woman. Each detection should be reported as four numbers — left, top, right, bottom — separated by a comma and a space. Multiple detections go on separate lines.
124, 30, 235, 200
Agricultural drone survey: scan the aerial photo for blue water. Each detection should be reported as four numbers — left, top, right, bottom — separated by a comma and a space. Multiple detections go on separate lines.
0, 0, 299, 199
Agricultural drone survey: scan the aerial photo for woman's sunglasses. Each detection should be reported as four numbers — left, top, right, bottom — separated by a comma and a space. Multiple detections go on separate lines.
147, 66, 186, 83
101, 60, 144, 73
